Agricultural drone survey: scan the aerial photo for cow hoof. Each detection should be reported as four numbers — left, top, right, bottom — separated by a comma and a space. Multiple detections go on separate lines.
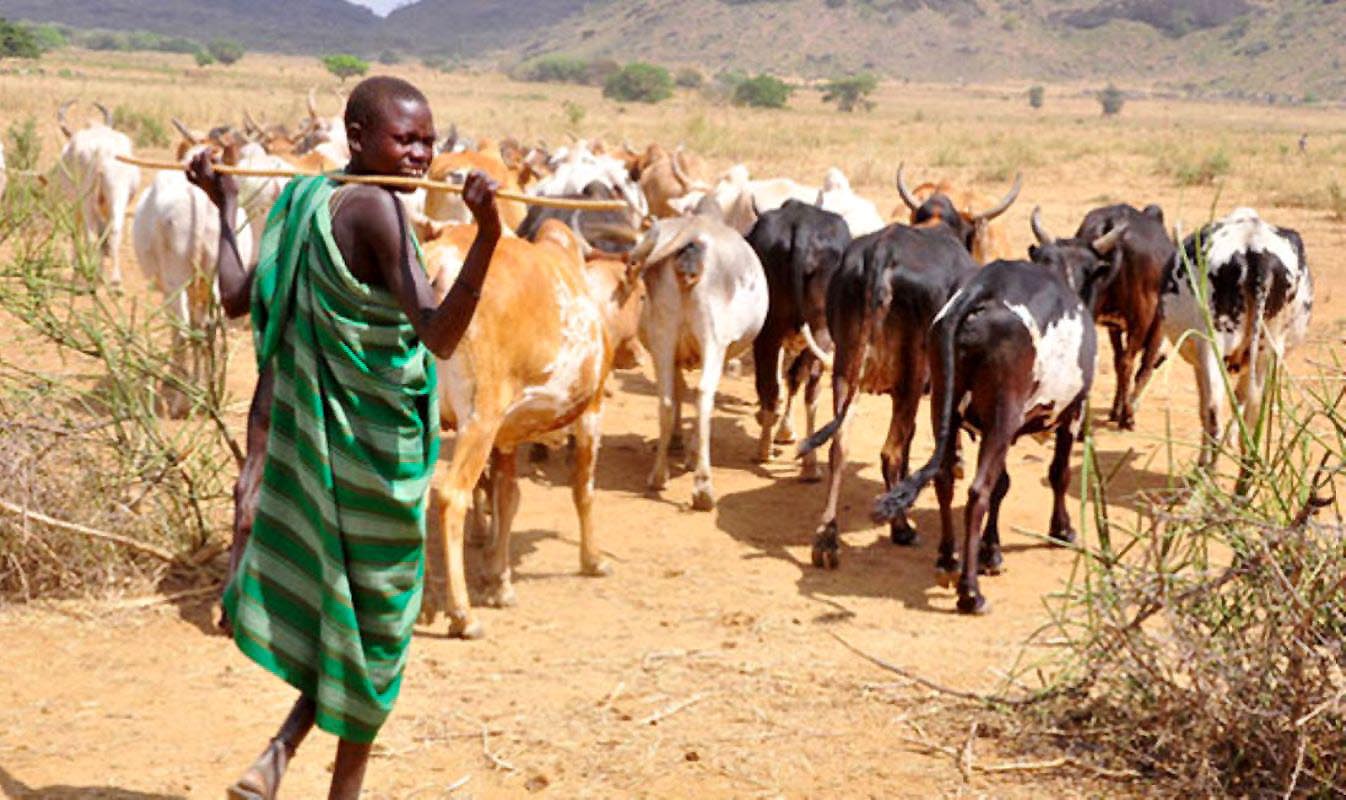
978, 548, 1004, 576
799, 461, 822, 483
956, 594, 989, 615
481, 581, 517, 609
773, 424, 797, 445
582, 558, 613, 577
691, 486, 716, 511
889, 524, 919, 547
936, 568, 959, 590
724, 358, 743, 378
1050, 527, 1077, 545
811, 541, 839, 570
449, 615, 486, 640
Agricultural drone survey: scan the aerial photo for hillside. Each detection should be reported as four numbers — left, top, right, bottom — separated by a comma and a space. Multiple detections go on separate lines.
0, 0, 381, 53
3, 0, 1345, 101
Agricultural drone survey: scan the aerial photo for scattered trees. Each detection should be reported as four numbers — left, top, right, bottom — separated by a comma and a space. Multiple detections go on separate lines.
323, 53, 370, 82
0, 18, 42, 59
734, 74, 793, 108
1098, 83, 1125, 115
603, 62, 674, 104
206, 38, 244, 65
821, 72, 878, 112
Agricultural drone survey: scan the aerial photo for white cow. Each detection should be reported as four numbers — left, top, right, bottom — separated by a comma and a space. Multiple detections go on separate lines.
132, 146, 254, 417
630, 210, 769, 510
1162, 207, 1312, 480
530, 140, 648, 218
54, 101, 140, 290
815, 167, 885, 236
669, 164, 818, 234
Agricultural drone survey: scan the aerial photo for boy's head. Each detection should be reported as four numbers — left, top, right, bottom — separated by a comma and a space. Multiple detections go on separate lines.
344, 76, 435, 187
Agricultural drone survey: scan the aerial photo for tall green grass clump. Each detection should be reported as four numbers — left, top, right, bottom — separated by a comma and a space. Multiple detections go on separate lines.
1022, 233, 1346, 796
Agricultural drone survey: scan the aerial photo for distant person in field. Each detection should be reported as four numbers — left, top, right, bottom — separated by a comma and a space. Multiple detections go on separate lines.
188, 75, 501, 800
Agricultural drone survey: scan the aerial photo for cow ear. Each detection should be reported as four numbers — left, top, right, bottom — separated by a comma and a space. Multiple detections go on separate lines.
1028, 244, 1040, 261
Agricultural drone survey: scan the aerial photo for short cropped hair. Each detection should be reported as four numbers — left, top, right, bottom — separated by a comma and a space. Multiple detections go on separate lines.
344, 76, 429, 132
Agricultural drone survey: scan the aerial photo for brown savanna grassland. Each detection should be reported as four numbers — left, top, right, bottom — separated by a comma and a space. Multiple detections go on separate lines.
0, 48, 1344, 798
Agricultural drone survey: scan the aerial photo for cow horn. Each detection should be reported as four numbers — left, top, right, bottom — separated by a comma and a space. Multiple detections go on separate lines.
1091, 222, 1128, 255
645, 224, 698, 267
57, 99, 75, 138
1030, 206, 1053, 246
93, 102, 113, 127
172, 118, 201, 144
973, 172, 1023, 223
306, 87, 319, 119
670, 148, 695, 190
895, 164, 921, 213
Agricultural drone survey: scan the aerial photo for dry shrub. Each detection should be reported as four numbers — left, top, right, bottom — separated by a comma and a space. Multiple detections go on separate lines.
0, 185, 236, 599
1026, 342, 1346, 794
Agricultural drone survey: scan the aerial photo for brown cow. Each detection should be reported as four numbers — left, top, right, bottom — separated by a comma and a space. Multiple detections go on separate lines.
893, 166, 1022, 264
424, 149, 531, 231
417, 219, 614, 639
630, 143, 710, 218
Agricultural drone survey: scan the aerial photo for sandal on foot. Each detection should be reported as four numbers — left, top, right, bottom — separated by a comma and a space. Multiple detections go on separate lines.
226, 737, 289, 800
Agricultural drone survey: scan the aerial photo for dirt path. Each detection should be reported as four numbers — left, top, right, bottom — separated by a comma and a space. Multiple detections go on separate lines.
0, 331, 1254, 799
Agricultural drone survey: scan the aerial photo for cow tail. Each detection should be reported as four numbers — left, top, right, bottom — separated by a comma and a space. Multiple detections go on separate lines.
790, 223, 834, 369
1244, 248, 1272, 401
871, 287, 974, 522
797, 257, 872, 458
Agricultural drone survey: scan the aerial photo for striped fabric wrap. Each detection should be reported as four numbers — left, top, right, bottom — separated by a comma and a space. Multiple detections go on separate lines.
222, 176, 439, 744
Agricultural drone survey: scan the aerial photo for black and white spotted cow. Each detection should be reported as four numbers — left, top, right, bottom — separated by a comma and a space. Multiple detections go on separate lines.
870, 214, 1126, 614
1162, 207, 1312, 477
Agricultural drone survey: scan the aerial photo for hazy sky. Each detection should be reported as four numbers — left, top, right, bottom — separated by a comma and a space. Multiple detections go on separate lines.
345, 0, 415, 16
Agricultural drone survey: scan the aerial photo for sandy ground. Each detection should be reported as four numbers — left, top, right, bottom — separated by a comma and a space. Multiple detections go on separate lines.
1, 94, 1343, 797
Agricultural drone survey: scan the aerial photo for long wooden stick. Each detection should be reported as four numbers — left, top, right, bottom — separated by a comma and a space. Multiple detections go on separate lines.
0, 497, 180, 563
115, 154, 632, 212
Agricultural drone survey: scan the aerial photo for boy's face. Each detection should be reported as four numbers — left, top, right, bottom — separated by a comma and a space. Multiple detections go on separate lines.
348, 97, 435, 189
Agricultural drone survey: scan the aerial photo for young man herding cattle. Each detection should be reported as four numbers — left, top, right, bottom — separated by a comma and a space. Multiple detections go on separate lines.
188, 76, 501, 799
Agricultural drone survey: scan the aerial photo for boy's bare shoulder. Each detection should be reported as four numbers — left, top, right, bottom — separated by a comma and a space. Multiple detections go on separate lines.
332, 185, 401, 233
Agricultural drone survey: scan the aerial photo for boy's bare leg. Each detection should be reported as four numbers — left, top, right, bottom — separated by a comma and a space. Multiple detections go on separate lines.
330, 740, 373, 800
228, 695, 316, 800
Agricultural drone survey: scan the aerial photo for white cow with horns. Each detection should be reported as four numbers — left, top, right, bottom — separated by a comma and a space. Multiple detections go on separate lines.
54, 100, 140, 290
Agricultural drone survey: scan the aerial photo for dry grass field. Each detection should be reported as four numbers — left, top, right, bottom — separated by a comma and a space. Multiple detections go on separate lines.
0, 49, 1344, 798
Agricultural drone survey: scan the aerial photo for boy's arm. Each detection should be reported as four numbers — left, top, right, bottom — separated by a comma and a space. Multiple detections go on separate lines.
186, 152, 254, 319
359, 171, 502, 358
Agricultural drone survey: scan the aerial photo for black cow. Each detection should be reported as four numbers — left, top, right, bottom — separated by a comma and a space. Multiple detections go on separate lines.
516, 181, 639, 255
745, 200, 851, 479
1068, 204, 1174, 429
797, 210, 979, 568
870, 215, 1127, 614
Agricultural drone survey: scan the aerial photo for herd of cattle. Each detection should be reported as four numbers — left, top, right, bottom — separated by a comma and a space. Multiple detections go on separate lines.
27, 94, 1313, 628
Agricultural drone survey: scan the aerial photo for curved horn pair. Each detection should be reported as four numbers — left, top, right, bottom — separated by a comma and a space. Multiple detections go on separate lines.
895, 163, 921, 213
972, 172, 1022, 223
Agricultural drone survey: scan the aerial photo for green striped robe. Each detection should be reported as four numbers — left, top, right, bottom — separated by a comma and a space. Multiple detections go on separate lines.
222, 176, 439, 744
